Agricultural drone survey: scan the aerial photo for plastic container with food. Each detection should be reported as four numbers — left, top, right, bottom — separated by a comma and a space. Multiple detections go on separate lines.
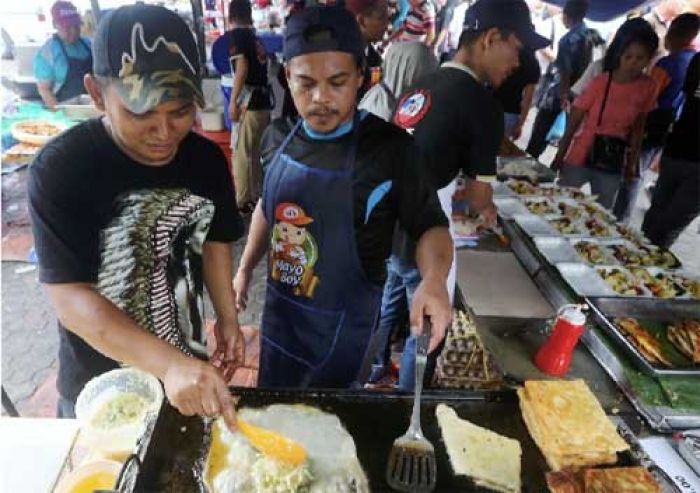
75, 368, 163, 461
54, 459, 122, 493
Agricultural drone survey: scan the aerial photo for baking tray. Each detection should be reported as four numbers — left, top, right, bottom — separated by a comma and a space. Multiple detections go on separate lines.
497, 156, 557, 183
627, 267, 691, 300
577, 199, 618, 223
570, 238, 624, 266
595, 265, 653, 298
521, 197, 558, 216
556, 262, 616, 297
493, 196, 529, 220
586, 300, 700, 377
533, 236, 579, 265
124, 388, 664, 493
608, 243, 683, 271
492, 180, 516, 197
513, 213, 559, 237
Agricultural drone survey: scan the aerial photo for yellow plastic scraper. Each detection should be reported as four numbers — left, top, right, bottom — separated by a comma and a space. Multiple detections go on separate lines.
237, 419, 307, 466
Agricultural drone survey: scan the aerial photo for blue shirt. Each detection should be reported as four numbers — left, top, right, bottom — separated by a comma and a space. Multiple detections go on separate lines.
655, 48, 697, 114
33, 36, 91, 95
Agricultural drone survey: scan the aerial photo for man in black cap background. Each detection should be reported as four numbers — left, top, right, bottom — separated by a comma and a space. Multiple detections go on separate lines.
233, 5, 453, 388
388, 0, 549, 390
29, 4, 244, 428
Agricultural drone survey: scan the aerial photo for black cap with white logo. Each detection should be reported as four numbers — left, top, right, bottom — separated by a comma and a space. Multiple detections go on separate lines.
463, 0, 549, 51
92, 4, 204, 114
283, 6, 365, 62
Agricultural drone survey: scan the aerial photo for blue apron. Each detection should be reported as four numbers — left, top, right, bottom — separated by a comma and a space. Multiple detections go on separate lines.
54, 35, 92, 102
259, 118, 383, 388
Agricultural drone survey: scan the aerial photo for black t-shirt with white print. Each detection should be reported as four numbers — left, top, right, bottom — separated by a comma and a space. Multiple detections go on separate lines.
29, 118, 243, 402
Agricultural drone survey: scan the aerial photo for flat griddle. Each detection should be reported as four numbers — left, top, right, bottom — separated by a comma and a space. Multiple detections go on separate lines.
126, 387, 651, 493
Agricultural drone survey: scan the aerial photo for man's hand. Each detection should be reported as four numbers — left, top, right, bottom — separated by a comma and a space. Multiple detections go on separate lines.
211, 318, 245, 382
233, 268, 252, 311
560, 98, 571, 113
551, 152, 565, 172
163, 355, 238, 431
511, 123, 523, 141
479, 203, 498, 228
409, 275, 452, 353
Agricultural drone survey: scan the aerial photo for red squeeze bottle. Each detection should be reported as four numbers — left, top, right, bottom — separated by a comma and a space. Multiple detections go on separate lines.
535, 305, 587, 376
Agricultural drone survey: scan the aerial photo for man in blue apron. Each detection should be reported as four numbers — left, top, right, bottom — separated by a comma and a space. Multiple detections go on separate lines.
234, 6, 453, 388
34, 1, 92, 109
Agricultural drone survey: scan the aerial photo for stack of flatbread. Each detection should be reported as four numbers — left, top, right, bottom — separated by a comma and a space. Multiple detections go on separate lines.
518, 380, 629, 471
436, 404, 521, 493
546, 467, 661, 493
434, 310, 503, 389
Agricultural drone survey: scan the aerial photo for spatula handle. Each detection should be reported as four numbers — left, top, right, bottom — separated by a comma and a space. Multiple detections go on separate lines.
410, 317, 431, 435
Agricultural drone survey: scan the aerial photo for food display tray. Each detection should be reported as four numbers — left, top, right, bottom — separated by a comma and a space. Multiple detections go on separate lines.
627, 267, 692, 300
586, 299, 700, 378
513, 213, 559, 237
569, 238, 625, 266
556, 262, 616, 297
493, 197, 529, 220
121, 388, 664, 493
594, 265, 653, 298
533, 236, 579, 265
497, 156, 557, 183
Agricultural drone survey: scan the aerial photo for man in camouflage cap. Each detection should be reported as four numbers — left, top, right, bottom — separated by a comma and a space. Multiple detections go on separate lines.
29, 4, 245, 430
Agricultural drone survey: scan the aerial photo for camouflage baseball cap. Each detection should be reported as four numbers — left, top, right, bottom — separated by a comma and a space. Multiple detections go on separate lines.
92, 4, 205, 114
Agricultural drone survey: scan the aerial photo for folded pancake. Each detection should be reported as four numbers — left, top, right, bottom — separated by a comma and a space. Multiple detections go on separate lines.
518, 380, 629, 471
667, 320, 700, 363
436, 404, 521, 493
616, 318, 672, 367
583, 467, 660, 493
546, 469, 585, 493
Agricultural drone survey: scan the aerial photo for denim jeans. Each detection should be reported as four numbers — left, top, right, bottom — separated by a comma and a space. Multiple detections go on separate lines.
369, 255, 421, 384
57, 395, 76, 418
558, 165, 621, 209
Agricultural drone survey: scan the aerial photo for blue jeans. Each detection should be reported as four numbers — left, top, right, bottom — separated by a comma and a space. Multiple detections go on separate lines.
57, 395, 76, 418
558, 165, 621, 209
370, 255, 421, 388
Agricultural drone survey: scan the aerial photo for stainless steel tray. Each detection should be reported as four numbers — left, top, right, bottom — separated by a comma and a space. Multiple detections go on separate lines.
627, 266, 691, 300
493, 196, 529, 219
513, 213, 559, 237
570, 238, 624, 266
595, 265, 653, 298
521, 197, 557, 216
492, 181, 515, 197
587, 300, 700, 377
556, 262, 615, 296
533, 236, 579, 264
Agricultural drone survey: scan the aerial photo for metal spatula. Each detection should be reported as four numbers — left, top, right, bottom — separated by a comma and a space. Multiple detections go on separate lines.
386, 318, 437, 492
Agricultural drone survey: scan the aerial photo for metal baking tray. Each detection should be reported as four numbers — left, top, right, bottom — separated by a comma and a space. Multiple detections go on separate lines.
576, 199, 618, 223
595, 265, 653, 298
493, 197, 529, 220
521, 196, 557, 216
556, 262, 616, 297
492, 181, 516, 197
533, 236, 579, 265
570, 238, 625, 266
627, 267, 691, 300
586, 300, 700, 377
513, 213, 560, 237
580, 217, 623, 240
497, 156, 557, 183
546, 215, 590, 237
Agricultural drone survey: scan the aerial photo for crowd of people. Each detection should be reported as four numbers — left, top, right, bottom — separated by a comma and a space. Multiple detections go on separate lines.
26, 0, 699, 424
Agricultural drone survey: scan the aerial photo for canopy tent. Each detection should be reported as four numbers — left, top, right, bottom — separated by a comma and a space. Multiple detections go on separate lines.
544, 0, 656, 21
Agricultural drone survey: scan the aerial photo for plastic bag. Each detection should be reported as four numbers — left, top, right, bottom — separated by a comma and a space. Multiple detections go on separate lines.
546, 110, 567, 143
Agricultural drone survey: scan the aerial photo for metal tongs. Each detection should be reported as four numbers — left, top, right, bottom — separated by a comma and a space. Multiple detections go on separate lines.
386, 318, 437, 492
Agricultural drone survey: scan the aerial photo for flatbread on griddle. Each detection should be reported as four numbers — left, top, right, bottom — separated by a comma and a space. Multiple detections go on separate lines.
436, 404, 521, 493
584, 467, 660, 493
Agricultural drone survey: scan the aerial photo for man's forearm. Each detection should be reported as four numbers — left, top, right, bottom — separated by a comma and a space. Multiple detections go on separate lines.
203, 241, 238, 323
37, 82, 58, 109
559, 72, 571, 103
47, 284, 188, 381
415, 226, 453, 282
239, 201, 269, 273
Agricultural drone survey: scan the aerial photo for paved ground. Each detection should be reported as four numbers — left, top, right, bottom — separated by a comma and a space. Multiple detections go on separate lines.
2, 110, 698, 417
